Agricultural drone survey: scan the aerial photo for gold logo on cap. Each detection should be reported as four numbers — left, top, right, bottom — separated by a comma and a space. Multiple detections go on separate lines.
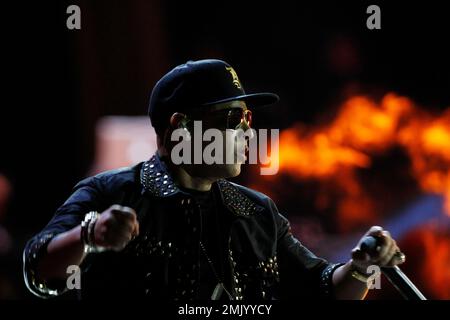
225, 66, 242, 89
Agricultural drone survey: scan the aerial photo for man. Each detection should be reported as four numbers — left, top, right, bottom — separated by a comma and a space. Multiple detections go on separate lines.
23, 59, 404, 300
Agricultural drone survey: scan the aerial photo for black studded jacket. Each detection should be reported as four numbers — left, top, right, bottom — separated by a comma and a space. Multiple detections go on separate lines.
23, 153, 343, 299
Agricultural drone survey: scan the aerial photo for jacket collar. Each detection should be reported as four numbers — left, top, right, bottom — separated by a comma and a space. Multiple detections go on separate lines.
140, 154, 262, 217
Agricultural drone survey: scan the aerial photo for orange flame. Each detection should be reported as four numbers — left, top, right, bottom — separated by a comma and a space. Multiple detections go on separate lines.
422, 230, 450, 299
274, 93, 450, 223
401, 228, 450, 299
399, 108, 450, 215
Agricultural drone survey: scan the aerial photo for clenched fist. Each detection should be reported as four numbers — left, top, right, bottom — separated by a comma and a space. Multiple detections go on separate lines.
351, 226, 405, 274
93, 205, 140, 251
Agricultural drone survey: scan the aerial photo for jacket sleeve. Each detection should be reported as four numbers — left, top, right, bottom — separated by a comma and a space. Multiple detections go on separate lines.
23, 176, 109, 298
271, 199, 344, 299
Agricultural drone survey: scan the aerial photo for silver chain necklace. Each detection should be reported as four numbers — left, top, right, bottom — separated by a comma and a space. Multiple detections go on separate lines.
199, 241, 233, 300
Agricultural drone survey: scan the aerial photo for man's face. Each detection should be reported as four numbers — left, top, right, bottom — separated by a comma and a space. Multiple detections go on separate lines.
181, 100, 252, 180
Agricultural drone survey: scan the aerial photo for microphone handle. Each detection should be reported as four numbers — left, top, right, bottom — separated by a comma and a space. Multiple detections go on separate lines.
381, 266, 427, 300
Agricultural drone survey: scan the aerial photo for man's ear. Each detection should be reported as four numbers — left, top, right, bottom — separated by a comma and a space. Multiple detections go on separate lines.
170, 113, 187, 129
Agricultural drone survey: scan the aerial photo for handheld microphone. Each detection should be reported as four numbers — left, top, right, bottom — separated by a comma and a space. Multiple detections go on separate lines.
360, 236, 427, 300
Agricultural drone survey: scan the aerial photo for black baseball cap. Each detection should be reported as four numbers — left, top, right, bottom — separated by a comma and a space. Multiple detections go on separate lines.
148, 59, 279, 133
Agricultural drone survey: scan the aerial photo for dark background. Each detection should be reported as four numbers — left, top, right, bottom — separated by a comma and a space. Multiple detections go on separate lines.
1, 0, 449, 299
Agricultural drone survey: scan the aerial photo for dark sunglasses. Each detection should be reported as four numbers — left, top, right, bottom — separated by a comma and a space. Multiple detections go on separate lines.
186, 107, 252, 130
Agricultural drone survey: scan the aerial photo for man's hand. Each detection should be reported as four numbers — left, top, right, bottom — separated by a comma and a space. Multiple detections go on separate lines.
351, 226, 405, 274
93, 205, 140, 251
